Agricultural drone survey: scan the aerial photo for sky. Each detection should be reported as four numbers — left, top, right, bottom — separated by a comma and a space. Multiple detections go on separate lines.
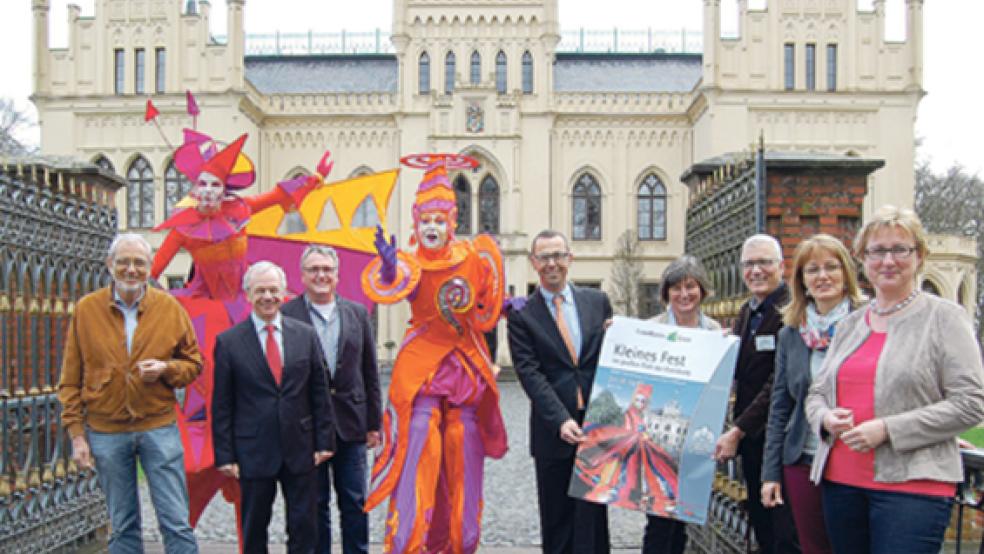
0, 0, 980, 176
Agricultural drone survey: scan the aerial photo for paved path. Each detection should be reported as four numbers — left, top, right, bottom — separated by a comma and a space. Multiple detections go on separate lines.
141, 380, 649, 549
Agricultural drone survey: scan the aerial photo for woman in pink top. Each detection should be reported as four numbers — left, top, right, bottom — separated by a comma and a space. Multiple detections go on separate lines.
805, 206, 984, 554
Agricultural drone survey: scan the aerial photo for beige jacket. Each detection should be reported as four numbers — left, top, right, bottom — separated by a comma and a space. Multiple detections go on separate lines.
805, 293, 984, 484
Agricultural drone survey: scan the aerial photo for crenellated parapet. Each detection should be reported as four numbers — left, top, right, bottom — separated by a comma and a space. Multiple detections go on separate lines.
553, 92, 697, 116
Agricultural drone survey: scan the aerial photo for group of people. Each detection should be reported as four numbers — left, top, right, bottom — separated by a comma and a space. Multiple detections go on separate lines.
57, 198, 983, 554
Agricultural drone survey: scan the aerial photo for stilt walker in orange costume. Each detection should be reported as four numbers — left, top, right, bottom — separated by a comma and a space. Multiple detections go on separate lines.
362, 153, 507, 554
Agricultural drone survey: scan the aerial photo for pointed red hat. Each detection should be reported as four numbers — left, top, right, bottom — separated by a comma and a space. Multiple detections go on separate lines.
199, 134, 247, 184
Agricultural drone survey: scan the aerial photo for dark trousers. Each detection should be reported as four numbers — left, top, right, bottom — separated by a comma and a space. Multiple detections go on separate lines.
316, 439, 368, 554
643, 515, 687, 554
739, 436, 801, 554
534, 454, 609, 554
821, 480, 953, 554
240, 465, 318, 554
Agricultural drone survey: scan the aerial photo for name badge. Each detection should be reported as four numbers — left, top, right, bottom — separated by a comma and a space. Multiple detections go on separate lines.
755, 335, 776, 352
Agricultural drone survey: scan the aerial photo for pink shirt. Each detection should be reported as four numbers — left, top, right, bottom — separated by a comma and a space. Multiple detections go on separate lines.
824, 329, 955, 497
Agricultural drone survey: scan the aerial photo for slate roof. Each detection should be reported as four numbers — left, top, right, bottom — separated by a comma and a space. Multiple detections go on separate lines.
245, 55, 399, 94
244, 52, 703, 94
553, 53, 702, 93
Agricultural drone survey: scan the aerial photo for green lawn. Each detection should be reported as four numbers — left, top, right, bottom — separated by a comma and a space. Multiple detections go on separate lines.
961, 427, 984, 448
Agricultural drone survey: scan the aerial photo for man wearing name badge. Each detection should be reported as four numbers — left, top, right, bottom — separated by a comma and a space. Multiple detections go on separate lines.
507, 229, 613, 554
58, 233, 202, 553
281, 245, 381, 554
212, 261, 336, 554
714, 234, 800, 554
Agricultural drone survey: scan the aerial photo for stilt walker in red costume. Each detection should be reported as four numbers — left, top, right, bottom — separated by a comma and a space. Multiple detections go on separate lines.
362, 153, 507, 554
145, 95, 332, 548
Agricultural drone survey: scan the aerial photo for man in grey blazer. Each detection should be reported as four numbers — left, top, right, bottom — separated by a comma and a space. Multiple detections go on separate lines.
281, 245, 382, 554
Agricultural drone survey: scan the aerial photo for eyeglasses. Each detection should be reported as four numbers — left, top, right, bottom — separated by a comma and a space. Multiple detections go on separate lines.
303, 266, 337, 275
740, 258, 777, 270
803, 263, 843, 277
864, 245, 917, 260
532, 251, 571, 264
113, 257, 148, 269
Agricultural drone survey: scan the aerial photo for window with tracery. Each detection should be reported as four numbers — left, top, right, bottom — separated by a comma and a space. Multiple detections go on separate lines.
93, 155, 115, 174
127, 156, 155, 229
495, 51, 507, 94
522, 51, 533, 94
478, 175, 499, 234
445, 51, 456, 95
453, 174, 472, 235
419, 52, 431, 94
637, 173, 667, 240
470, 51, 481, 84
572, 173, 601, 240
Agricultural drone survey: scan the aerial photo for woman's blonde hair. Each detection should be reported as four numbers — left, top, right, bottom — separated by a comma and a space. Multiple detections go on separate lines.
783, 234, 864, 327
853, 205, 930, 273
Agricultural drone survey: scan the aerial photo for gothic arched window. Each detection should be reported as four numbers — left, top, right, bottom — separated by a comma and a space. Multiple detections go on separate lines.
453, 174, 472, 235
572, 173, 601, 241
93, 155, 115, 174
126, 156, 155, 229
495, 51, 507, 94
478, 175, 499, 234
470, 51, 481, 84
522, 50, 534, 94
164, 160, 192, 217
418, 52, 431, 94
637, 173, 667, 240
445, 51, 456, 95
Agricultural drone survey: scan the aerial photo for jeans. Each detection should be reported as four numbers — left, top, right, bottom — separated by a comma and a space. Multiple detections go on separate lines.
820, 480, 953, 554
317, 439, 369, 554
88, 423, 198, 554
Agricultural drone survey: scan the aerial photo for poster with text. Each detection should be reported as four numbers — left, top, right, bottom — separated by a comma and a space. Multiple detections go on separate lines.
568, 316, 739, 524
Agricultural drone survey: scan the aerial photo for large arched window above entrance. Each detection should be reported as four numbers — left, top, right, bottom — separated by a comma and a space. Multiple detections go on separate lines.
418, 52, 431, 94
495, 51, 507, 94
453, 174, 472, 236
522, 51, 534, 94
572, 173, 602, 241
93, 155, 115, 174
445, 51, 456, 95
127, 156, 155, 229
637, 173, 667, 240
470, 51, 481, 84
164, 160, 192, 218
478, 175, 500, 234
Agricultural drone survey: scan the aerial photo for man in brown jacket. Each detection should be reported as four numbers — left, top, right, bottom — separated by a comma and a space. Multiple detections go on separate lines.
58, 233, 203, 553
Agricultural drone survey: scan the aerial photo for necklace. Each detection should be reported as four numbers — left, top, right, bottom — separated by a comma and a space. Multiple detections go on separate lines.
869, 289, 919, 317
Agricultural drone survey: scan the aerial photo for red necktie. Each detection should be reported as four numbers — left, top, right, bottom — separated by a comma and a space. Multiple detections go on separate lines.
553, 294, 584, 409
265, 323, 283, 386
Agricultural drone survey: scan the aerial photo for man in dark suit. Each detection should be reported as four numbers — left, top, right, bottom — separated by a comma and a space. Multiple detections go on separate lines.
507, 229, 612, 554
281, 245, 381, 554
713, 234, 800, 554
212, 260, 336, 554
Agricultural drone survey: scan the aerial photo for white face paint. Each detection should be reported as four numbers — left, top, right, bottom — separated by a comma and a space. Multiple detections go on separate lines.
192, 171, 225, 213
416, 211, 450, 250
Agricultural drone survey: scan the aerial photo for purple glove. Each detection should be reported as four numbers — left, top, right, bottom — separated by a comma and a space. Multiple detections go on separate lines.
374, 225, 398, 284
502, 295, 527, 314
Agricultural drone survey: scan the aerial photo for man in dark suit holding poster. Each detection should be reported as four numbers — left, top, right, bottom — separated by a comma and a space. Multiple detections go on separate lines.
507, 229, 613, 554
212, 260, 336, 554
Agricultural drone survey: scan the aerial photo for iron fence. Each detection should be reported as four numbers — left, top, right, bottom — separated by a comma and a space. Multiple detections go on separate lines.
0, 158, 122, 552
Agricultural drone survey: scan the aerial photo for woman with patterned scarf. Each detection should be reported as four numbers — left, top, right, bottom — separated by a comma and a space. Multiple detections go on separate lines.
761, 234, 863, 554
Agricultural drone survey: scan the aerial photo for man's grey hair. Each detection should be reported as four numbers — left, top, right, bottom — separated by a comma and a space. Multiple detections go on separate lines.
529, 229, 570, 254
299, 244, 340, 272
741, 234, 782, 260
107, 233, 152, 260
242, 260, 287, 292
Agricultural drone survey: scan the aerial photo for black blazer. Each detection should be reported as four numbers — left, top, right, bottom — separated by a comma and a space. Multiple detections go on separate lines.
762, 325, 815, 482
731, 284, 788, 439
507, 285, 613, 460
211, 316, 336, 479
281, 295, 382, 442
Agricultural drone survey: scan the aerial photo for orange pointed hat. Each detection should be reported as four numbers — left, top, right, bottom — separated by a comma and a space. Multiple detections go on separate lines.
401, 153, 478, 222
199, 134, 247, 185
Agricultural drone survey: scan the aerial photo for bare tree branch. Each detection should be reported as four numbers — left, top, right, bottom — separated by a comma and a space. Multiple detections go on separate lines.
0, 97, 38, 156
608, 229, 644, 317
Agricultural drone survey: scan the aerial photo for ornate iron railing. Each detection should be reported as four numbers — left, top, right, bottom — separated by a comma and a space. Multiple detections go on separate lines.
215, 27, 702, 56
0, 158, 122, 552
